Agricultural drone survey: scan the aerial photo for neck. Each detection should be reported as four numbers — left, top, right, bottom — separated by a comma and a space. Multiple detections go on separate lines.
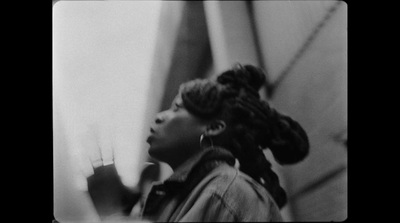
170, 146, 215, 172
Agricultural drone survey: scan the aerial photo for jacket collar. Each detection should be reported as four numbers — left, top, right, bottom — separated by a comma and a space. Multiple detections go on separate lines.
142, 147, 236, 219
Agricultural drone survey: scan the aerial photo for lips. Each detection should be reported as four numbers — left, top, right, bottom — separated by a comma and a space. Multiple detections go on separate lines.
146, 135, 154, 143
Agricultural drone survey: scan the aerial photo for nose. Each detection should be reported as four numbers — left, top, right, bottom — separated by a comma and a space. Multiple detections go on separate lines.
155, 112, 165, 124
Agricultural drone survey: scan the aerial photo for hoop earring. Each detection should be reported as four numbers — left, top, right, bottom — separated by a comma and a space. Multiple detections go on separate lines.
200, 133, 214, 149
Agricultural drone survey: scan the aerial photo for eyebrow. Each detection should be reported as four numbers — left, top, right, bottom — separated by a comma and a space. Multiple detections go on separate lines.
173, 101, 184, 109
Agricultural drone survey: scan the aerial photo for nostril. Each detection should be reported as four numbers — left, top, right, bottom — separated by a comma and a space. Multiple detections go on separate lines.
155, 115, 164, 124
155, 111, 167, 124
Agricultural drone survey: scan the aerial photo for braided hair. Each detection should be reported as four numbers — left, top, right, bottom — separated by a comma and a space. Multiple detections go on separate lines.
179, 64, 309, 208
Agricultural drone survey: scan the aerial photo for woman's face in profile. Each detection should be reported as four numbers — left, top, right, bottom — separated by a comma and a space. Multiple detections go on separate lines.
146, 94, 208, 168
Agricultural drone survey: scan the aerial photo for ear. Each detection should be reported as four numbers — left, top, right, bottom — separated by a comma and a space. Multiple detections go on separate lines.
204, 120, 226, 137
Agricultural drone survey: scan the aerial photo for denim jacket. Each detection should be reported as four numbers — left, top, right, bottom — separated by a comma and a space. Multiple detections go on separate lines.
141, 147, 283, 222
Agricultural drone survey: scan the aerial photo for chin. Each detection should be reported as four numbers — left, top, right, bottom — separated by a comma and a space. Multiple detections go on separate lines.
148, 145, 161, 160
147, 145, 156, 156
149, 147, 172, 166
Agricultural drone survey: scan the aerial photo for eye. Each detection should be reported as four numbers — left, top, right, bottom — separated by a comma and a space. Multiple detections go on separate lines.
172, 102, 182, 111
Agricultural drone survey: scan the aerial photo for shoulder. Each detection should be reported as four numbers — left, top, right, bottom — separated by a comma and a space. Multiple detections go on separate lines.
198, 164, 283, 221
202, 163, 270, 201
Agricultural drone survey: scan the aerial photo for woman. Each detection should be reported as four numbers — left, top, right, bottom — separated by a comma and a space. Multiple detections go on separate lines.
142, 64, 309, 222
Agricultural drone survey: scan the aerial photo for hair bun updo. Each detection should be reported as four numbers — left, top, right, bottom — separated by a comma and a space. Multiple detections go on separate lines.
217, 64, 266, 98
267, 111, 310, 165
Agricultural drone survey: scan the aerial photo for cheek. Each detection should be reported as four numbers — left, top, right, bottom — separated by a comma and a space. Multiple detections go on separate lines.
164, 115, 198, 136
164, 119, 199, 147
148, 119, 187, 153
148, 111, 205, 162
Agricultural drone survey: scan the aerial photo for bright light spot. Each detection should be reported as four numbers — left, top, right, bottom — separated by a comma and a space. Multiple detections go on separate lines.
53, 1, 162, 221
